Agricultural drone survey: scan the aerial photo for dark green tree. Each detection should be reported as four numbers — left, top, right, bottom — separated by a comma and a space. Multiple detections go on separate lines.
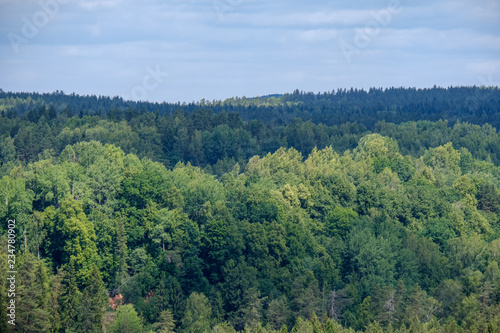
79, 266, 107, 332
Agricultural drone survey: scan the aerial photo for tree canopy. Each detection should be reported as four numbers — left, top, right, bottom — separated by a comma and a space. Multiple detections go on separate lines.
1, 88, 500, 332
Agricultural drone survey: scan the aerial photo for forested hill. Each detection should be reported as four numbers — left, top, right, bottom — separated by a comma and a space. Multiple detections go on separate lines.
1, 86, 500, 129
1, 87, 500, 332
1, 87, 500, 174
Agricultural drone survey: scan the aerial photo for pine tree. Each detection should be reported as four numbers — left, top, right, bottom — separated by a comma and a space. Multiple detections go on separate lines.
79, 266, 107, 332
291, 317, 313, 333
0, 236, 9, 333
48, 267, 64, 333
267, 296, 291, 331
153, 309, 176, 333
237, 287, 264, 330
15, 253, 50, 332
60, 261, 82, 332
210, 288, 225, 325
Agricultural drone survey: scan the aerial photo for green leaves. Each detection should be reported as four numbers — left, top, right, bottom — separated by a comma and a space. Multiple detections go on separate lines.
182, 292, 213, 333
2, 119, 500, 333
108, 304, 144, 333
46, 198, 99, 286
325, 206, 357, 238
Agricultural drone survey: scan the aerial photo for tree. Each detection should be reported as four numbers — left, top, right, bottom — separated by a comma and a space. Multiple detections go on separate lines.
236, 287, 265, 330
290, 274, 322, 321
423, 143, 462, 186
0, 170, 34, 252
403, 285, 439, 324
48, 267, 64, 333
79, 266, 107, 332
0, 135, 16, 165
354, 134, 399, 160
434, 279, 463, 318
182, 292, 213, 333
291, 317, 313, 333
477, 182, 500, 213
152, 208, 189, 254
109, 304, 144, 333
49, 198, 99, 287
59, 261, 82, 332
266, 296, 291, 330
325, 206, 357, 238
153, 309, 176, 333
347, 221, 396, 295
0, 237, 8, 333
115, 216, 129, 288
15, 253, 50, 333
30, 211, 47, 259
356, 296, 375, 330
221, 259, 259, 327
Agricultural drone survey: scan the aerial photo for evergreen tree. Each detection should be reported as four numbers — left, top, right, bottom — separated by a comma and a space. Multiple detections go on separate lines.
48, 267, 64, 333
59, 261, 82, 332
15, 253, 50, 332
0, 236, 9, 333
79, 266, 107, 332
153, 309, 176, 333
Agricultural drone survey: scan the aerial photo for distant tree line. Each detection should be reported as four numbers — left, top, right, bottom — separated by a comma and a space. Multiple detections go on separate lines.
1, 86, 499, 128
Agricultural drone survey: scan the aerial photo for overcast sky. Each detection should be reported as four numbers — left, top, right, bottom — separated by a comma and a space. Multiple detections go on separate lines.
0, 0, 499, 103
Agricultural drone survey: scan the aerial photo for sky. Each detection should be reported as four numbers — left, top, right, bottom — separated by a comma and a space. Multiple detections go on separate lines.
0, 0, 499, 103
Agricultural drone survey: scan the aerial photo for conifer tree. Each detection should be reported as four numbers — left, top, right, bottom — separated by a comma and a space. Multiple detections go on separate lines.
153, 309, 176, 333
79, 265, 107, 332
15, 253, 50, 332
48, 267, 64, 333
59, 260, 81, 332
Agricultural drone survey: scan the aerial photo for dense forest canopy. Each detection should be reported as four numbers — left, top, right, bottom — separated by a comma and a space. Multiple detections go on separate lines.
1, 87, 500, 332
1, 87, 500, 173
1, 86, 500, 128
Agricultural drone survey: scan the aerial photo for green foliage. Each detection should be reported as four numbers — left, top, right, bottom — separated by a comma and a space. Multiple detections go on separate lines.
109, 304, 144, 333
182, 292, 213, 333
325, 206, 357, 238
47, 198, 99, 286
59, 261, 82, 331
79, 266, 107, 332
2, 89, 500, 333
153, 309, 176, 333
14, 253, 50, 332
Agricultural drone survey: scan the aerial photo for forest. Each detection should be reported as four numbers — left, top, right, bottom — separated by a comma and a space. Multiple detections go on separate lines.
0, 87, 500, 332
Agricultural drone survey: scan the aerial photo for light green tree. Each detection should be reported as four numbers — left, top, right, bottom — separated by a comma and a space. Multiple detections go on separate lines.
109, 304, 144, 333
182, 292, 213, 333
153, 309, 176, 333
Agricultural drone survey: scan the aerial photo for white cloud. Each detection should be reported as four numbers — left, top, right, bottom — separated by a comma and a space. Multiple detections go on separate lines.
79, 0, 122, 11
0, 0, 498, 102
467, 60, 500, 74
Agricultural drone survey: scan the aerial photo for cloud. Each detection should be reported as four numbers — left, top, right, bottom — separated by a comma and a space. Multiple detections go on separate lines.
0, 0, 498, 102
467, 60, 500, 74
298, 29, 339, 42
79, 0, 122, 11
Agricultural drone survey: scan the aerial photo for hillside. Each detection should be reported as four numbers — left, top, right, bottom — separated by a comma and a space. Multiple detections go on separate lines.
0, 87, 500, 332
